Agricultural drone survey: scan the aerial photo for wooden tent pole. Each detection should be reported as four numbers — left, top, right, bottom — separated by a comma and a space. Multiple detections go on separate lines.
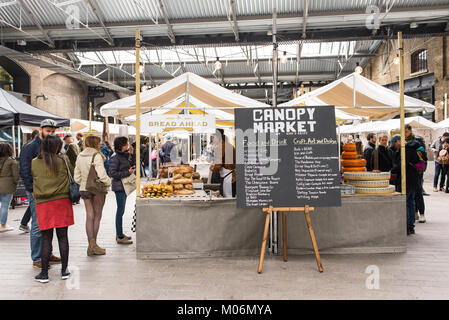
398, 32, 406, 195
135, 28, 141, 198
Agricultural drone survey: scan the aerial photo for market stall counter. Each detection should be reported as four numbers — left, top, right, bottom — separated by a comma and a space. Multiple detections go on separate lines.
135, 193, 406, 260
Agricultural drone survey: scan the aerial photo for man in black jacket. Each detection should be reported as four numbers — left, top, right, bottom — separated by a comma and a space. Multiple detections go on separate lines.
19, 119, 61, 269
391, 136, 421, 235
363, 133, 377, 171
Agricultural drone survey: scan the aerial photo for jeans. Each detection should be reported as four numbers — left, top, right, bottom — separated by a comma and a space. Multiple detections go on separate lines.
144, 166, 150, 177
433, 161, 446, 189
0, 193, 14, 225
27, 191, 41, 262
21, 206, 31, 226
406, 188, 417, 231
114, 191, 127, 238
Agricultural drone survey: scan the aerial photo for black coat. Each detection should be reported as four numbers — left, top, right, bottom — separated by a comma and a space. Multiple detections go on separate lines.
161, 141, 175, 163
19, 137, 41, 192
391, 140, 420, 191
378, 145, 393, 172
363, 142, 376, 171
108, 150, 133, 192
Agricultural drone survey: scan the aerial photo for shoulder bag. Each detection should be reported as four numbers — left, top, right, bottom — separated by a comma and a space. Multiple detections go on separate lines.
61, 155, 81, 203
122, 172, 136, 196
86, 153, 108, 194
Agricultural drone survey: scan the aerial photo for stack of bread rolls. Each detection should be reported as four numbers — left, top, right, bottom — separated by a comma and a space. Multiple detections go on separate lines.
170, 165, 196, 195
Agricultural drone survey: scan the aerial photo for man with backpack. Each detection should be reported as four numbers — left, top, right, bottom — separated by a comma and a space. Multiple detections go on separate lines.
405, 124, 427, 224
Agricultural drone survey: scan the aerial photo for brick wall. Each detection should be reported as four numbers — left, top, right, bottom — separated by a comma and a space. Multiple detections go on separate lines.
362, 36, 449, 122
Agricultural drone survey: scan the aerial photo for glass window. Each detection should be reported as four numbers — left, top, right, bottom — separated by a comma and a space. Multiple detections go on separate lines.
411, 49, 427, 74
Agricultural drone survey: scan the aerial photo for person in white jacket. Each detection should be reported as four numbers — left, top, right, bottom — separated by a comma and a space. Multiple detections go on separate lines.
74, 135, 111, 256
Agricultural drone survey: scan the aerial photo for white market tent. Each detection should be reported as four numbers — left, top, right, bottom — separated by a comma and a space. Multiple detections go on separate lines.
338, 116, 436, 134
435, 118, 449, 129
280, 72, 435, 120
100, 72, 270, 125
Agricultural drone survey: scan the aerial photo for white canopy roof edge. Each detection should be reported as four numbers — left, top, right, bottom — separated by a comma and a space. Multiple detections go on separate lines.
125, 94, 234, 122
338, 116, 436, 134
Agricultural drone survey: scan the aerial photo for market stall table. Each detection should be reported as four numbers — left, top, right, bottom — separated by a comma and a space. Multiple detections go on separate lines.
135, 193, 407, 260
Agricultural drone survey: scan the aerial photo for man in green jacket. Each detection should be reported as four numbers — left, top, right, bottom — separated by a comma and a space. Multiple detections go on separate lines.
63, 134, 80, 168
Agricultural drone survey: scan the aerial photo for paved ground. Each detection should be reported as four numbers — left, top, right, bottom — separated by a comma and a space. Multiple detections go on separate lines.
1, 167, 449, 300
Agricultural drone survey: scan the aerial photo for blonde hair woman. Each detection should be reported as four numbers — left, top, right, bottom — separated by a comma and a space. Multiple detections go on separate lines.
74, 135, 111, 256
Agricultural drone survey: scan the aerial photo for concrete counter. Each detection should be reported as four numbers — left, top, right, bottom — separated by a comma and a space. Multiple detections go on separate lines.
136, 195, 406, 260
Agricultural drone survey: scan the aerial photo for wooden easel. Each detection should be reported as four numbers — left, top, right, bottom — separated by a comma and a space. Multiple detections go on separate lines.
257, 205, 324, 274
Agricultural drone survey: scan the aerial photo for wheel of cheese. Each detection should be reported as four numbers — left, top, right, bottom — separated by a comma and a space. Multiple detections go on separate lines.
355, 186, 395, 195
341, 151, 358, 159
343, 171, 391, 181
346, 179, 390, 188
342, 167, 366, 173
342, 144, 356, 152
341, 159, 367, 167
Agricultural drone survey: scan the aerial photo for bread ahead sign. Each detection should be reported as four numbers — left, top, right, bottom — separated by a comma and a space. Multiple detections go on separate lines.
140, 114, 216, 133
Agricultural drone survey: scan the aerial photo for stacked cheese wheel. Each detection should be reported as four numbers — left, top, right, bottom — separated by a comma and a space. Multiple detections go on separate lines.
341, 144, 366, 173
343, 171, 395, 195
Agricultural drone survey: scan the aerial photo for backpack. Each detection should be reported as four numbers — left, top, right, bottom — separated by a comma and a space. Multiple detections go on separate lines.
438, 149, 449, 165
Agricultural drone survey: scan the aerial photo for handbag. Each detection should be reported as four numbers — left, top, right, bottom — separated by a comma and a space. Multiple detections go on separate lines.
61, 155, 81, 203
86, 153, 108, 194
121, 173, 136, 196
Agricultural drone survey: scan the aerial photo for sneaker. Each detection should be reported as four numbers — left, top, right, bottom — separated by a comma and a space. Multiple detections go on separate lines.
433, 187, 438, 192
122, 234, 132, 241
33, 261, 51, 269
0, 225, 14, 233
116, 236, 133, 245
19, 224, 30, 233
409, 228, 415, 235
35, 272, 49, 283
423, 192, 430, 196
440, 187, 445, 192
419, 215, 426, 223
49, 255, 62, 265
61, 269, 71, 280
415, 212, 419, 221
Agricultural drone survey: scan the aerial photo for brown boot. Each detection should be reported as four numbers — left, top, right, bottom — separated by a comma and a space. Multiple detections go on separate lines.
88, 238, 106, 255
87, 238, 95, 256
93, 238, 106, 255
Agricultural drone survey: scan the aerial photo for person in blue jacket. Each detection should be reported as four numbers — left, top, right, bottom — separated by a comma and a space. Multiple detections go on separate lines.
19, 119, 61, 269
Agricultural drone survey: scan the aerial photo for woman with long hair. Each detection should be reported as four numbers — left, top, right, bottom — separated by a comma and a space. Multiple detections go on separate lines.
31, 135, 74, 283
0, 143, 19, 232
74, 135, 111, 256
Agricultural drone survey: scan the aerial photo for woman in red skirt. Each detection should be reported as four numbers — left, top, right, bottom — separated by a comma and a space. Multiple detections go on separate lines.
31, 135, 74, 283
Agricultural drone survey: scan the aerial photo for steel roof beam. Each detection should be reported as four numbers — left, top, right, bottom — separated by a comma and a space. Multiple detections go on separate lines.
157, 0, 176, 44
85, 0, 114, 46
230, 0, 239, 42
16, 0, 55, 48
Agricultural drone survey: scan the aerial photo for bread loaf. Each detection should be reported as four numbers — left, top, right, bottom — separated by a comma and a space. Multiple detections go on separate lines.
173, 184, 184, 190
183, 173, 193, 178
173, 173, 183, 180
174, 189, 195, 195
173, 178, 193, 184
192, 172, 201, 179
184, 184, 194, 190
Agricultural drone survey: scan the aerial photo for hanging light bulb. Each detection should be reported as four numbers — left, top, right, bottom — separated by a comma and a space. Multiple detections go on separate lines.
354, 62, 363, 74
280, 51, 288, 64
214, 57, 222, 70
393, 54, 400, 65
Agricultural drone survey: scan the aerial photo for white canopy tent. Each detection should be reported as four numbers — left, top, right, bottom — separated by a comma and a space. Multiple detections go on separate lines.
100, 72, 270, 121
280, 73, 435, 120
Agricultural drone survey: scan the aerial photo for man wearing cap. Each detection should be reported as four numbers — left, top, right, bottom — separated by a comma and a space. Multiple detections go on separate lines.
63, 134, 80, 169
160, 135, 175, 164
19, 119, 61, 269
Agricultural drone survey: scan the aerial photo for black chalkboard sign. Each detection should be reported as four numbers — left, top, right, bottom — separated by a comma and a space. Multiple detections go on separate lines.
235, 106, 341, 209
